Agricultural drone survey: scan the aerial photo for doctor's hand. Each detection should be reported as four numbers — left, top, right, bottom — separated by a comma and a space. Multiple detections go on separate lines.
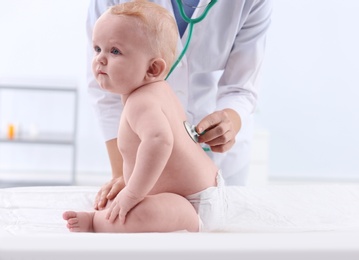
106, 187, 144, 224
196, 109, 241, 153
94, 176, 125, 210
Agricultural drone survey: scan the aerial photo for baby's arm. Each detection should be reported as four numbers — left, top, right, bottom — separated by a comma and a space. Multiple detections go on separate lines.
107, 96, 173, 224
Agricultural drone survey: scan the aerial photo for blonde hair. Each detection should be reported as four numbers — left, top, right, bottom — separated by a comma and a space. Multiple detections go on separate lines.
109, 0, 178, 74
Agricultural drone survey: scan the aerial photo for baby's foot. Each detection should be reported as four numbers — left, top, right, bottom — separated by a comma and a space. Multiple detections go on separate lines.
62, 211, 95, 232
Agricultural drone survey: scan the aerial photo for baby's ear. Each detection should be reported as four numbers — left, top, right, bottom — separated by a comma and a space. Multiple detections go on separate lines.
146, 58, 166, 79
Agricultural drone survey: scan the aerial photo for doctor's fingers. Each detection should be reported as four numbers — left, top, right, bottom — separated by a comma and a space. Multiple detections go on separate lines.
196, 110, 231, 134
198, 118, 234, 143
202, 131, 236, 153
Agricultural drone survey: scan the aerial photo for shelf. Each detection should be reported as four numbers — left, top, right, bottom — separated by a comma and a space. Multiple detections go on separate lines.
0, 78, 78, 92
0, 170, 74, 188
0, 84, 77, 92
0, 133, 75, 145
0, 81, 78, 184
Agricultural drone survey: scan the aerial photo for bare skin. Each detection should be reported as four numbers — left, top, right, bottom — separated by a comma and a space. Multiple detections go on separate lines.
63, 3, 217, 233
63, 193, 199, 232
63, 81, 217, 232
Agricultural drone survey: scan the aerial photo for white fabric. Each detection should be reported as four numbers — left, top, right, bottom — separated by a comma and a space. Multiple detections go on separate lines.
0, 186, 95, 235
1, 184, 359, 236
186, 171, 228, 232
225, 184, 359, 232
2, 185, 359, 259
86, 0, 273, 185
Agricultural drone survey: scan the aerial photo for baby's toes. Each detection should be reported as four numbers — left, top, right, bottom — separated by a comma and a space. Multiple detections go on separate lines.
67, 218, 79, 225
63, 211, 77, 220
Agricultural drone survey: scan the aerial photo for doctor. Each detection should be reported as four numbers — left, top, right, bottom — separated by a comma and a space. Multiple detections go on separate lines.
87, 0, 272, 210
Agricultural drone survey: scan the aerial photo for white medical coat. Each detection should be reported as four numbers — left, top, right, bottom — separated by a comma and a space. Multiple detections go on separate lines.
86, 0, 272, 185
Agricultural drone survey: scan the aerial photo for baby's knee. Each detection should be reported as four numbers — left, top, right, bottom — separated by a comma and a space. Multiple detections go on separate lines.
129, 196, 162, 223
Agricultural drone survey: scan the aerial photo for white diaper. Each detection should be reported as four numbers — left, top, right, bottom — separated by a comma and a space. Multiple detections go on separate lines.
185, 170, 228, 232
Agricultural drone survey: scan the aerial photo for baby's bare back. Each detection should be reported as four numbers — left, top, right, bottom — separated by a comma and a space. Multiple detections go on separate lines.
119, 81, 218, 197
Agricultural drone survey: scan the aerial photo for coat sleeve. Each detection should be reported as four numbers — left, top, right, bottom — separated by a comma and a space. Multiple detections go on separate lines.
216, 0, 272, 124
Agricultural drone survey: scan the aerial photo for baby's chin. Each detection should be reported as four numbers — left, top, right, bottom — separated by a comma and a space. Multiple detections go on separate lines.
98, 82, 122, 95
96, 79, 111, 91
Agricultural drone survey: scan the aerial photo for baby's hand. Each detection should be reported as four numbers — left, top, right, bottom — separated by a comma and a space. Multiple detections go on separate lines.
106, 187, 144, 224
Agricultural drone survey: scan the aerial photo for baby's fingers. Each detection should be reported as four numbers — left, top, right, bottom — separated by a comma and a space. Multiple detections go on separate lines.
106, 205, 120, 223
94, 184, 113, 210
119, 209, 127, 225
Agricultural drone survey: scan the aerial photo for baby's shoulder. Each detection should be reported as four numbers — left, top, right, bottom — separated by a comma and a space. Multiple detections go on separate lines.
131, 81, 169, 101
124, 87, 161, 113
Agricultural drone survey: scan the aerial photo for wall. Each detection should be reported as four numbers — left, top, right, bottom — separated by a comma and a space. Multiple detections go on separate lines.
0, 0, 111, 183
256, 0, 359, 180
0, 0, 358, 183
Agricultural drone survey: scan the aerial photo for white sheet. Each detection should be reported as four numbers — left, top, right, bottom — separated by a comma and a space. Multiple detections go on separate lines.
1, 184, 359, 234
1, 184, 359, 260
0, 186, 96, 235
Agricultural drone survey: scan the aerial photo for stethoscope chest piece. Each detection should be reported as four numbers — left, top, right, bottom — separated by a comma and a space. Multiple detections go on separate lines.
183, 121, 199, 143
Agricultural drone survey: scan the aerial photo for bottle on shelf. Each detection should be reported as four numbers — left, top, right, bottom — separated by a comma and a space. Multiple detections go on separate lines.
7, 123, 15, 139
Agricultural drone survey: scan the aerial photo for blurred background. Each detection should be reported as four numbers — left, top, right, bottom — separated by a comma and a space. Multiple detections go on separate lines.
0, 0, 358, 187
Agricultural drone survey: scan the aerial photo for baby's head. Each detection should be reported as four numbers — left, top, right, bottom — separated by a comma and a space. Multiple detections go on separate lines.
109, 0, 178, 75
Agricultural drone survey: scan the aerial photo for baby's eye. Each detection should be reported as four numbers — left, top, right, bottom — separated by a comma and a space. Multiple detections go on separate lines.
94, 46, 101, 53
111, 47, 121, 55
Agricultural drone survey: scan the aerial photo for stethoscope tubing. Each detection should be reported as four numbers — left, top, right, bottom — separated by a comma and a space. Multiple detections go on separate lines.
165, 0, 217, 79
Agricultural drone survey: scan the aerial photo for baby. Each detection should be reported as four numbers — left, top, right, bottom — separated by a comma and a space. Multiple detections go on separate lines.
63, 0, 226, 233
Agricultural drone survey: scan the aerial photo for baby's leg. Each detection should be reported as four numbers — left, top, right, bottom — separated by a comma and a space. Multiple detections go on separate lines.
62, 211, 95, 232
63, 193, 198, 233
124, 192, 199, 232
91, 192, 199, 233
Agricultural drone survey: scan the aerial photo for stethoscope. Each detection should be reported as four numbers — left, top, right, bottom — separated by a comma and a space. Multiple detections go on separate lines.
165, 0, 217, 144
165, 0, 217, 80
